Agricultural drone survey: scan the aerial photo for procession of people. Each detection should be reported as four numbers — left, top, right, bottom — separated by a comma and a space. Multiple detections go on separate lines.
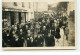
2, 12, 69, 47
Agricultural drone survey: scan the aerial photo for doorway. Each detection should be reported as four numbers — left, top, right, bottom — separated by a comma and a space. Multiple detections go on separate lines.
10, 12, 15, 26
19, 12, 22, 24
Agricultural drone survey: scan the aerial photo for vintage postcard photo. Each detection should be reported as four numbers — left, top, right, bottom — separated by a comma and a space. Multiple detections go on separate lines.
2, 0, 76, 50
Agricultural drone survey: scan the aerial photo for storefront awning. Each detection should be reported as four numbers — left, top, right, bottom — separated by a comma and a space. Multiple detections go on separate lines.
2, 8, 27, 12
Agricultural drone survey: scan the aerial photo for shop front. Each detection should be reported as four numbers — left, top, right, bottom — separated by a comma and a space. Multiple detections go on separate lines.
2, 8, 27, 28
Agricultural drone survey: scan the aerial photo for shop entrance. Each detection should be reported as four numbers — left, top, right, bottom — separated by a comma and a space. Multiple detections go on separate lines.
10, 12, 15, 26
18, 12, 26, 24
19, 12, 22, 24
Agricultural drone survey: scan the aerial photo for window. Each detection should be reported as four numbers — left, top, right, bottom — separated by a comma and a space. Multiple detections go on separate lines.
22, 2, 24, 7
14, 2, 17, 6
29, 2, 31, 9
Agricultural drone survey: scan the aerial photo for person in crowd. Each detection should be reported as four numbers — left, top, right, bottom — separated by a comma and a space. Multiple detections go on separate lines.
63, 15, 67, 22
60, 26, 65, 46
26, 36, 30, 47
22, 24, 26, 33
38, 32, 44, 46
2, 30, 11, 47
35, 22, 40, 34
23, 24, 28, 47
38, 21, 42, 32
2, 29, 7, 47
64, 26, 69, 40
14, 26, 19, 36
44, 33, 48, 46
40, 34, 44, 46
11, 30, 18, 47
54, 19, 58, 29
42, 25, 47, 36
42, 19, 46, 26
6, 30, 12, 47
62, 16, 67, 31
36, 34, 42, 47
55, 27, 61, 42
45, 33, 55, 46
29, 37, 34, 47
47, 18, 50, 25
9, 25, 18, 47
24, 24, 28, 36
50, 18, 54, 30
17, 23, 20, 30
51, 23, 55, 36
27, 30, 31, 47
46, 18, 50, 31
18, 29, 24, 47
33, 34, 37, 47
57, 19, 60, 27
59, 19, 63, 28
9, 25, 14, 36
27, 21, 31, 28
30, 23, 34, 35
27, 29, 31, 35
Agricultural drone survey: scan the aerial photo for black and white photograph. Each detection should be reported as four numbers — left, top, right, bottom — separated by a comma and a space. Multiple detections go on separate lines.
2, 0, 76, 50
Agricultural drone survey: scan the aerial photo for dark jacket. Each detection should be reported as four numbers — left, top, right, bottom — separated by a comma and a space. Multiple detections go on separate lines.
18, 32, 24, 47
46, 36, 55, 46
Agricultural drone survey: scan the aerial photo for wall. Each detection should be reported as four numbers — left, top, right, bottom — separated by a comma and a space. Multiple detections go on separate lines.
2, 2, 34, 23
67, 2, 75, 16
2, 2, 23, 9
33, 2, 48, 12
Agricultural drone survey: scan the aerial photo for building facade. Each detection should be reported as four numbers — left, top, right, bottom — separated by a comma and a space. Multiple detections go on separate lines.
2, 2, 34, 28
67, 2, 75, 18
2, 2, 48, 28
33, 2, 48, 20
33, 2, 48, 12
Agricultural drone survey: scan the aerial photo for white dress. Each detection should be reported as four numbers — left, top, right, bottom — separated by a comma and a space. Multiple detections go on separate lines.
60, 28, 64, 37
55, 28, 64, 46
59, 28, 64, 46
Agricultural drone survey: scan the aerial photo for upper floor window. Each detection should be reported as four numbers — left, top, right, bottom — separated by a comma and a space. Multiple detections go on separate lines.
22, 2, 24, 7
14, 2, 17, 6
29, 2, 31, 9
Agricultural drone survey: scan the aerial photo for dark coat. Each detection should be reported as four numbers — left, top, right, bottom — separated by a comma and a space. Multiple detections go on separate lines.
36, 37, 43, 47
33, 38, 37, 47
46, 36, 55, 46
27, 37, 34, 47
50, 20, 54, 29
51, 26, 55, 36
46, 24, 50, 30
59, 21, 63, 28
2, 32, 12, 47
55, 28, 60, 34
29, 41, 34, 47
55, 28, 61, 39
55, 33, 61, 39
10, 36, 16, 47
18, 33, 24, 47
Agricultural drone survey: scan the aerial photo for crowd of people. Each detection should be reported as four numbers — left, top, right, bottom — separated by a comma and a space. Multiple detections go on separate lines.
2, 13, 69, 47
